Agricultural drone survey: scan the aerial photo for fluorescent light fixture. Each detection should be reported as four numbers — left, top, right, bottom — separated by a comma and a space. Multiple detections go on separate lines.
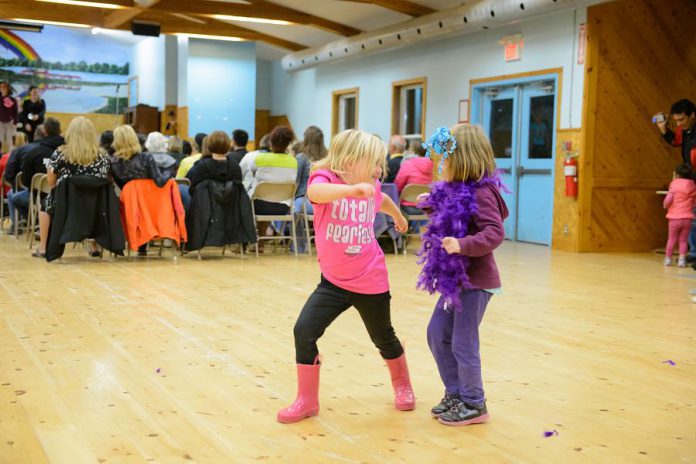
13, 18, 91, 28
175, 33, 245, 42
36, 0, 126, 8
211, 14, 292, 26
0, 20, 43, 32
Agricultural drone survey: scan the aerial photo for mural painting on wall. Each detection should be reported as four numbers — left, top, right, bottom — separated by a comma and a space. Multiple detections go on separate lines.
0, 26, 129, 114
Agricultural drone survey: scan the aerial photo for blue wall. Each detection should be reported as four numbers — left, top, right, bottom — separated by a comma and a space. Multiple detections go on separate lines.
130, 36, 166, 110
187, 39, 256, 137
271, 9, 586, 141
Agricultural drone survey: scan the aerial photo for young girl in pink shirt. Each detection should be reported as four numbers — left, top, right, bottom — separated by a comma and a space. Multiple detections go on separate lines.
277, 129, 414, 424
663, 163, 696, 267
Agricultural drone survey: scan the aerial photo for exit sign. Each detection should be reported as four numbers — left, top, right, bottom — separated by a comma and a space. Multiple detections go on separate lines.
504, 42, 521, 61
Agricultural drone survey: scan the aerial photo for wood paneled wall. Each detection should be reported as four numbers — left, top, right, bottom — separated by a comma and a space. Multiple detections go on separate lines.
579, 0, 696, 252
47, 113, 123, 137
255, 109, 293, 146
552, 129, 582, 252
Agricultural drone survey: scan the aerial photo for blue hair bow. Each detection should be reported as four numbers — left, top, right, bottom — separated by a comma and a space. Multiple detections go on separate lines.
423, 126, 457, 174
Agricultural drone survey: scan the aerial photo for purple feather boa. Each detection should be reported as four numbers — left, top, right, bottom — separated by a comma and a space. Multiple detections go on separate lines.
416, 175, 503, 311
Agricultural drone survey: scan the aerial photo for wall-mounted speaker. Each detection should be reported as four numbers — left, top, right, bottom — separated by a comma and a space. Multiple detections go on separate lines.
131, 21, 160, 37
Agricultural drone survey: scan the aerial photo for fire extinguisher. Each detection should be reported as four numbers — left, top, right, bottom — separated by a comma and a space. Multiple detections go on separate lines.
564, 153, 578, 198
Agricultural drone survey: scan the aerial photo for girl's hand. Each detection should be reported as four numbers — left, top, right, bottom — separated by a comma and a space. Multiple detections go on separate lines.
394, 213, 408, 233
352, 183, 375, 198
416, 192, 430, 203
441, 237, 461, 254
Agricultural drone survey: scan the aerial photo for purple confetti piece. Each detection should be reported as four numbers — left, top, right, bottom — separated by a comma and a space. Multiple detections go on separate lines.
661, 360, 676, 366
156, 368, 161, 373
543, 430, 559, 437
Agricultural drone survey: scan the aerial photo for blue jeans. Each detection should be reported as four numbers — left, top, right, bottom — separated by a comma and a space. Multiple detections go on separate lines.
9, 188, 29, 224
689, 209, 696, 258
293, 196, 314, 253
178, 184, 191, 212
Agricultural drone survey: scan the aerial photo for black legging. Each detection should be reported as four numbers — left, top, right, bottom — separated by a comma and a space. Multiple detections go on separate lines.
293, 276, 404, 364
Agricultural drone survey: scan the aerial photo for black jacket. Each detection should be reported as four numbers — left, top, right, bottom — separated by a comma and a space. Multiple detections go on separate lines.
185, 178, 256, 251
19, 98, 46, 140
46, 175, 125, 262
4, 141, 38, 185
110, 152, 172, 189
21, 135, 64, 187
187, 156, 242, 192
227, 148, 248, 165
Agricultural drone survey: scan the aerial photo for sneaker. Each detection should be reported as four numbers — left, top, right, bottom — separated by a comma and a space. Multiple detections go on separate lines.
437, 400, 489, 426
678, 256, 687, 268
431, 393, 460, 418
686, 255, 696, 264
663, 257, 673, 266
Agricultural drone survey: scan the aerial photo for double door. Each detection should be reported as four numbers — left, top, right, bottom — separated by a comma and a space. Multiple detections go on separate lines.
477, 80, 556, 245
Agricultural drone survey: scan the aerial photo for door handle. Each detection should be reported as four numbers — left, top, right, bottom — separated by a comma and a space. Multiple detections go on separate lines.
517, 167, 552, 176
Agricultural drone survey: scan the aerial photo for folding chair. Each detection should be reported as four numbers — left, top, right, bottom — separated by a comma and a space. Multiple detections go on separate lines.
251, 181, 297, 257
28, 174, 49, 249
299, 198, 316, 256
399, 183, 431, 253
175, 178, 191, 186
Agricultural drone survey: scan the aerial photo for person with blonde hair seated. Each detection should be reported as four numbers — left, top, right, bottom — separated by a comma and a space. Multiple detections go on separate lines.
110, 125, 172, 190
34, 116, 110, 258
145, 131, 176, 177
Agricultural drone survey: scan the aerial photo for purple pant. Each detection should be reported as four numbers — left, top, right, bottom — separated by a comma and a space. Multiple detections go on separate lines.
427, 289, 491, 405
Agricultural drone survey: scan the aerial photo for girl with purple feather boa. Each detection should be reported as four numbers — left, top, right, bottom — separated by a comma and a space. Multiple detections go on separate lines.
418, 124, 509, 426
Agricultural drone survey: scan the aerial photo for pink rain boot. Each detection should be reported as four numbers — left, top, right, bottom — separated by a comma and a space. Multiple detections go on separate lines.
277, 357, 321, 424
385, 352, 415, 411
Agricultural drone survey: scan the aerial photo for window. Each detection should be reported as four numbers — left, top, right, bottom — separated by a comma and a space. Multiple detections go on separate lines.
392, 77, 427, 141
332, 88, 359, 135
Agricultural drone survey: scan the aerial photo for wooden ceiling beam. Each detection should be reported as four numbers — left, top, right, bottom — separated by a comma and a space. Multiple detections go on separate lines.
102, 0, 161, 29
340, 0, 435, 17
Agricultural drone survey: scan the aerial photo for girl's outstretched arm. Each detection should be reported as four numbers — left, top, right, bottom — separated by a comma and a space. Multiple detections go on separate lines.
379, 194, 408, 232
308, 182, 375, 204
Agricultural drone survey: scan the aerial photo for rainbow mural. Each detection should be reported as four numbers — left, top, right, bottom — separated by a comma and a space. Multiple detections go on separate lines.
0, 29, 40, 61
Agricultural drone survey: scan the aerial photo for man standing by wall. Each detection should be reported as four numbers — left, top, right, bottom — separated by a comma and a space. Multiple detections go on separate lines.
656, 99, 696, 264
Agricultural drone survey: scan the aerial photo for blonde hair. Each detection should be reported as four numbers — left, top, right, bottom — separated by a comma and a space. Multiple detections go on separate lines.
112, 125, 142, 160
61, 116, 100, 166
444, 124, 496, 182
314, 129, 386, 183
167, 136, 183, 154
13, 132, 27, 148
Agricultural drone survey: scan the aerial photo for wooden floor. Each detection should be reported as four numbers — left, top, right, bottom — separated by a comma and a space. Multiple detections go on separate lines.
0, 236, 694, 464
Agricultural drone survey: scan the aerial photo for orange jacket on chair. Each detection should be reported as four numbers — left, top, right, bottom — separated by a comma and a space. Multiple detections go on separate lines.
119, 178, 187, 250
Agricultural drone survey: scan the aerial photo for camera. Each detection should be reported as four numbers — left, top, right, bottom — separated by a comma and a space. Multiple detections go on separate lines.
652, 113, 667, 124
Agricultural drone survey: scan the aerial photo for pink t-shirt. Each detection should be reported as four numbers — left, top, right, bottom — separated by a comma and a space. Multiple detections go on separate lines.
308, 169, 389, 294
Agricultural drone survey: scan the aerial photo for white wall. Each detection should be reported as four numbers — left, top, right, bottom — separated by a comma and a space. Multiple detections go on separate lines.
187, 39, 256, 137
271, 9, 587, 140
130, 36, 166, 109
256, 59, 272, 110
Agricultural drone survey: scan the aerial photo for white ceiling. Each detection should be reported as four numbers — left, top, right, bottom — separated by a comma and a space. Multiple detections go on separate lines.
210, 0, 468, 60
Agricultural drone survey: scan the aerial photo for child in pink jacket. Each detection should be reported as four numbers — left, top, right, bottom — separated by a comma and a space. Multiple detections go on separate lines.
663, 164, 696, 267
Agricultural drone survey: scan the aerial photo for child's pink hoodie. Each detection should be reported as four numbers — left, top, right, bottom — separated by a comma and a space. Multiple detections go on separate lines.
664, 178, 696, 219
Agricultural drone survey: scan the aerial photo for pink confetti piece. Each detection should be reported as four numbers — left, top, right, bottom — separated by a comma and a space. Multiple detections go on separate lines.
661, 360, 676, 366
543, 430, 559, 437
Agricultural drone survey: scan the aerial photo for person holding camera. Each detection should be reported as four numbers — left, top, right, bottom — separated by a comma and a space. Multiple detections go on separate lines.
655, 99, 696, 166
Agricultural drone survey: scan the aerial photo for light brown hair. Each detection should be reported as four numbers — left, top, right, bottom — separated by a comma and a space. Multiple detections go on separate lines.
444, 124, 496, 182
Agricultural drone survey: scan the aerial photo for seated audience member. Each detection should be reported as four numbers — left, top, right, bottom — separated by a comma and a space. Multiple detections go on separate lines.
167, 136, 185, 165
145, 132, 177, 176
403, 139, 425, 160
187, 130, 242, 192
34, 116, 110, 258
177, 132, 206, 178
227, 129, 249, 165
239, 133, 270, 191
5, 125, 45, 232
137, 133, 147, 152
293, 125, 327, 253
100, 130, 114, 157
15, 118, 63, 224
385, 134, 407, 183
394, 145, 433, 216
110, 125, 172, 190
244, 126, 296, 247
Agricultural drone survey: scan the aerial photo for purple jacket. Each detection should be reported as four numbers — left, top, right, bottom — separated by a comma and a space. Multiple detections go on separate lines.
457, 183, 509, 290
